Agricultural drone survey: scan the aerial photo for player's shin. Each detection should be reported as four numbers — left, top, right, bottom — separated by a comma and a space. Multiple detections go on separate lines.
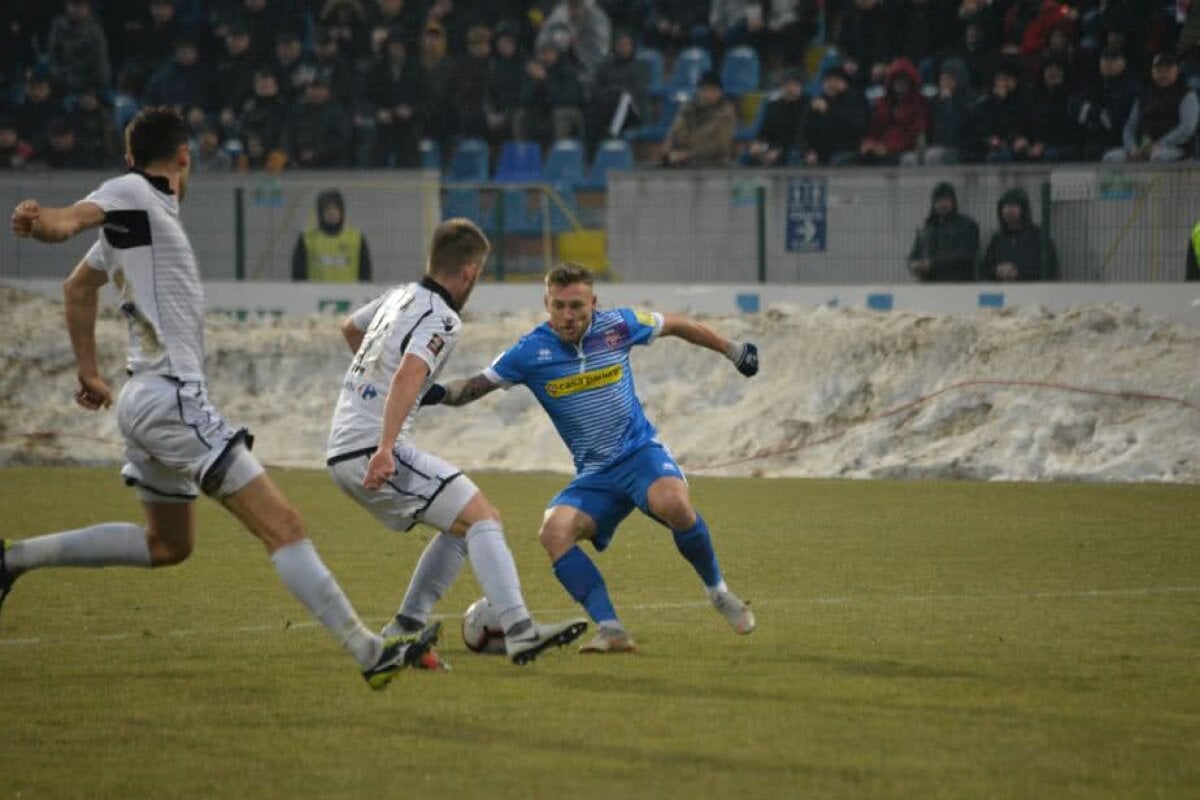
271, 539, 382, 668
464, 521, 531, 633
5, 522, 152, 572
672, 513, 724, 592
552, 546, 620, 625
386, 531, 468, 634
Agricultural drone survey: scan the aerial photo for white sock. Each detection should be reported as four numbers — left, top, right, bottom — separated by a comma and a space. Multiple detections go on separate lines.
7, 523, 151, 572
271, 540, 381, 669
706, 580, 729, 602
464, 520, 529, 633
395, 531, 468, 626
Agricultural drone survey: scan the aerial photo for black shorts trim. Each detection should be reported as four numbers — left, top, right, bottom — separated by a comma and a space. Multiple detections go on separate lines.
326, 446, 377, 467
122, 475, 197, 501
413, 472, 464, 520
200, 428, 253, 496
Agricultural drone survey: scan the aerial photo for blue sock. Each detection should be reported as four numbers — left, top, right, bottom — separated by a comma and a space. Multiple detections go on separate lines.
673, 513, 723, 588
552, 546, 619, 625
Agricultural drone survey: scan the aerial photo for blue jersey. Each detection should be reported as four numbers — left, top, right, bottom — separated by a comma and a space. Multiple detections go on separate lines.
486, 308, 665, 476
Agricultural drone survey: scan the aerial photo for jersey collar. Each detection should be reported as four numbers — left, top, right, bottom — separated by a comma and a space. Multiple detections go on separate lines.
127, 168, 175, 196
420, 276, 460, 312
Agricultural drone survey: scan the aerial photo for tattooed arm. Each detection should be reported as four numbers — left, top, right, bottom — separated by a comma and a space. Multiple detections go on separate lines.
421, 373, 502, 407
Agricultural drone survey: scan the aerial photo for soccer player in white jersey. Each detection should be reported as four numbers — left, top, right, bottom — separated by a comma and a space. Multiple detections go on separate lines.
2, 107, 438, 690
420, 263, 759, 653
326, 219, 588, 666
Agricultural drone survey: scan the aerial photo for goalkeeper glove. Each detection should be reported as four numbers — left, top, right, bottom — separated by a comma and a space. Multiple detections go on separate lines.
420, 384, 447, 406
726, 341, 758, 377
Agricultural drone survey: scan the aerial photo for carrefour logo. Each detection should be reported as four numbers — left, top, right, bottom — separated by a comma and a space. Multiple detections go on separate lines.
545, 364, 623, 398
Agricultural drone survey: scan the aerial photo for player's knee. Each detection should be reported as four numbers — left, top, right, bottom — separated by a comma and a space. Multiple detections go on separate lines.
653, 497, 696, 531
538, 522, 575, 558
270, 506, 307, 547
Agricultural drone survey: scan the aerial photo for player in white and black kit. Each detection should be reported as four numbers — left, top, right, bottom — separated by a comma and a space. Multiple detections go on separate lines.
326, 219, 588, 665
3, 107, 438, 690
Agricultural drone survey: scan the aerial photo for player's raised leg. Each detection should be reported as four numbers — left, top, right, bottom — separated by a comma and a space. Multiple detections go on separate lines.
219, 465, 438, 689
646, 476, 756, 635
541, 505, 637, 653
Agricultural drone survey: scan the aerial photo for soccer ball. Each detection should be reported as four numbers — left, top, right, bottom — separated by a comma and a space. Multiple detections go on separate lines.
461, 597, 506, 654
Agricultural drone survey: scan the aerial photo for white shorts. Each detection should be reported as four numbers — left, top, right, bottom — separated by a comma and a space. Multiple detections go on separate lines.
326, 441, 478, 532
116, 373, 264, 503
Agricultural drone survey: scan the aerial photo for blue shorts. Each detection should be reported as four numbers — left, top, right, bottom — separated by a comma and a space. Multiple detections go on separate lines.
548, 442, 686, 552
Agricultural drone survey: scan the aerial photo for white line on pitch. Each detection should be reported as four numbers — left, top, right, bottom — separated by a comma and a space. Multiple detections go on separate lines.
2, 586, 1198, 648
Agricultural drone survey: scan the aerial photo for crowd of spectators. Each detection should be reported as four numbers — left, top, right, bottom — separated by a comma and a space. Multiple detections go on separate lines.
1, 0, 1198, 171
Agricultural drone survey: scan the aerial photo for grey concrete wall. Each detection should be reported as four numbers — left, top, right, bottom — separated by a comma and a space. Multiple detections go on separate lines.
0, 170, 440, 283
607, 165, 1200, 283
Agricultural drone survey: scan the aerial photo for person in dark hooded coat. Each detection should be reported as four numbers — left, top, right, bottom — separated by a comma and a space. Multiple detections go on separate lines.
908, 182, 981, 282
980, 187, 1058, 281
292, 189, 373, 282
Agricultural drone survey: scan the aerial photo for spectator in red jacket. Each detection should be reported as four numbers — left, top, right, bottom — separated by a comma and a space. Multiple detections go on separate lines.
858, 58, 929, 164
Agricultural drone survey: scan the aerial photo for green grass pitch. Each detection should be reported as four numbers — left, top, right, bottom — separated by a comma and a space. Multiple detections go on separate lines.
1, 467, 1198, 799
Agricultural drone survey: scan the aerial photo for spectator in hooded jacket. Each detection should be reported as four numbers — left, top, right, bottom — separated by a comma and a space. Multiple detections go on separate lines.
858, 57, 929, 164
213, 21, 258, 134
70, 86, 121, 168
515, 40, 587, 144
292, 189, 373, 282
485, 22, 526, 144
1104, 51, 1199, 163
1025, 59, 1080, 161
980, 187, 1059, 281
448, 25, 495, 140
47, 0, 112, 94
908, 182, 981, 282
803, 65, 868, 165
905, 56, 974, 165
1077, 47, 1138, 161
663, 69, 736, 167
144, 37, 208, 114
537, 0, 612, 87
588, 27, 650, 150
238, 68, 290, 163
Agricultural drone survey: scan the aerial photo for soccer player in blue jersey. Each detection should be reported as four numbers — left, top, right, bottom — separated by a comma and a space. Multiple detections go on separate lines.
422, 263, 760, 652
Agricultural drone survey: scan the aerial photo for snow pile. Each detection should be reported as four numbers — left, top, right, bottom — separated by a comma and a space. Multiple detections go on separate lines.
2, 285, 1197, 483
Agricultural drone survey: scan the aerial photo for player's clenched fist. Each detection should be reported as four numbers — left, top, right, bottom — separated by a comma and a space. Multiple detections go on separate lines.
363, 448, 396, 490
11, 199, 40, 237
726, 341, 759, 377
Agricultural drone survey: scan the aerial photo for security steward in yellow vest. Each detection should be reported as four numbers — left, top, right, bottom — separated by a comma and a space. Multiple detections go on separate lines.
291, 189, 372, 282
1188, 221, 1200, 281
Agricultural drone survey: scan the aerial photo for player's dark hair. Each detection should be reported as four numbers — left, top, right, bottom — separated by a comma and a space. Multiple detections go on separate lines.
545, 262, 595, 289
428, 218, 490, 276
125, 106, 189, 168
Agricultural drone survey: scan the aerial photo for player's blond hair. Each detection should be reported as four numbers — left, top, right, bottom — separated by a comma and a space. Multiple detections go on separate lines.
428, 218, 490, 277
544, 262, 595, 289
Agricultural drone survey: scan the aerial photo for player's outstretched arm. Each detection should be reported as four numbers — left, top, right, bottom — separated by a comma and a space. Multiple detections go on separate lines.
659, 313, 758, 377
11, 200, 104, 243
63, 259, 114, 410
421, 373, 502, 407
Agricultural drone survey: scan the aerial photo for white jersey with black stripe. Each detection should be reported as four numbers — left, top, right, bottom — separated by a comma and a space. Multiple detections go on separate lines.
326, 278, 463, 460
83, 171, 206, 382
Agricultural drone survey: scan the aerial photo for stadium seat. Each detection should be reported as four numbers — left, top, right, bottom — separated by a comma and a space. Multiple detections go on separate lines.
625, 90, 689, 143
419, 139, 441, 171
544, 139, 586, 187
580, 139, 633, 190
489, 188, 541, 235
736, 91, 773, 142
494, 141, 543, 183
637, 46, 667, 98
667, 47, 713, 93
442, 187, 486, 227
448, 138, 489, 182
721, 46, 760, 97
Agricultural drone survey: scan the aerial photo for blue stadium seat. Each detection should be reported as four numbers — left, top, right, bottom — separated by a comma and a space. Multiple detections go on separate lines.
721, 46, 760, 97
489, 188, 541, 235
448, 138, 489, 181
637, 46, 667, 98
544, 139, 586, 187
494, 140, 543, 182
419, 139, 441, 171
625, 90, 690, 143
736, 92, 774, 142
442, 187, 486, 227
580, 139, 633, 190
667, 47, 713, 93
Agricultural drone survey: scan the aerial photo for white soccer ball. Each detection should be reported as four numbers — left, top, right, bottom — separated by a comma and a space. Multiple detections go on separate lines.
461, 597, 506, 654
